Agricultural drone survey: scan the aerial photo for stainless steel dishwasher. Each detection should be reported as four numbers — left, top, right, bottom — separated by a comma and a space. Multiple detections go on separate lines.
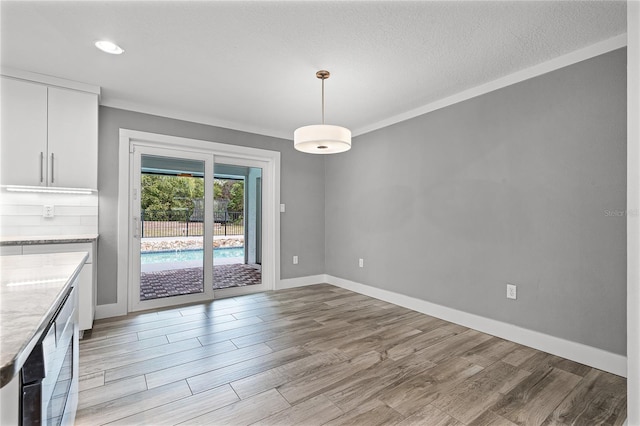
21, 284, 78, 425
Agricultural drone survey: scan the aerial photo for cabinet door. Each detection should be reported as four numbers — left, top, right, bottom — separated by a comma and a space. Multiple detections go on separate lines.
76, 266, 94, 331
23, 243, 95, 331
48, 87, 98, 189
0, 77, 48, 186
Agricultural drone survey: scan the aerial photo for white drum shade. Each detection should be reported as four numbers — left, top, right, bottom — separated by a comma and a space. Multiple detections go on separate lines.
294, 124, 352, 154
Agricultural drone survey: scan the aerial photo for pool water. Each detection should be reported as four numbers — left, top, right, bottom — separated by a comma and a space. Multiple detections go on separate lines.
141, 247, 244, 264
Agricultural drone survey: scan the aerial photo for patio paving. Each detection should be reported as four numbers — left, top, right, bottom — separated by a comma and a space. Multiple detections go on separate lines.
140, 263, 262, 301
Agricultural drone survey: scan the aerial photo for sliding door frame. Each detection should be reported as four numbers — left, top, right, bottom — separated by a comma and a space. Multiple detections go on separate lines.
115, 129, 280, 316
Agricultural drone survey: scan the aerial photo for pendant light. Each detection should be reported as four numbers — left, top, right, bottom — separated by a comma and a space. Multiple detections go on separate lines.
294, 70, 351, 154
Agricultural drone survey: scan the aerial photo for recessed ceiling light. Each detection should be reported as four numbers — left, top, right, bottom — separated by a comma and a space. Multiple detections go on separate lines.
95, 40, 124, 55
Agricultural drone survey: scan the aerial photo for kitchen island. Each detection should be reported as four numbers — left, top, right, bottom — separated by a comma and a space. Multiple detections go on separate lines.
0, 251, 87, 424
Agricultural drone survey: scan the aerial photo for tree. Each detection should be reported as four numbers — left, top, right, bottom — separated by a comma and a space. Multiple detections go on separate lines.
141, 175, 204, 220
214, 178, 244, 212
228, 181, 244, 212
141, 175, 244, 220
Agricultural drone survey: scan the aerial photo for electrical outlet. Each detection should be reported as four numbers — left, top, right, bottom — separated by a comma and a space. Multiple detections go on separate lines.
293, 255, 298, 265
506, 284, 517, 300
43, 205, 55, 218
280, 204, 286, 213
359, 258, 364, 268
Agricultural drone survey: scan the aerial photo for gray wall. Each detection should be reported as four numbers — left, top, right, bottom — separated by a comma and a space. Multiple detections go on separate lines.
97, 107, 326, 304
325, 48, 627, 355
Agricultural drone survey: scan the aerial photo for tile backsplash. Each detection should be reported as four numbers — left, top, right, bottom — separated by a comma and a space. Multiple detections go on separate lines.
0, 191, 98, 236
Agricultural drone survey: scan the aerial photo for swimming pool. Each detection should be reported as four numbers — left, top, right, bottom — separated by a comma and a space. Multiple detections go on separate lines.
141, 247, 244, 264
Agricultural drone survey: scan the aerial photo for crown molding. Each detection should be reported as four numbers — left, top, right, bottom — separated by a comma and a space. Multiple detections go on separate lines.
352, 33, 628, 137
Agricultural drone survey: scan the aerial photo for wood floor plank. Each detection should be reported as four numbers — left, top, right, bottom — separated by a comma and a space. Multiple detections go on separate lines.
79, 331, 139, 351
144, 342, 273, 389
78, 375, 147, 410
135, 313, 238, 340
321, 398, 404, 426
262, 320, 358, 352
81, 337, 201, 376
90, 309, 182, 330
256, 302, 337, 323
431, 361, 529, 424
541, 369, 627, 426
343, 305, 422, 328
403, 314, 454, 332
75, 380, 192, 425
107, 384, 239, 425
501, 345, 542, 367
277, 350, 384, 405
90, 313, 209, 339
230, 348, 349, 399
467, 411, 519, 426
193, 318, 296, 347
297, 321, 398, 354
459, 336, 521, 367
322, 292, 373, 307
104, 339, 238, 383
230, 319, 323, 348
250, 394, 343, 426
411, 328, 494, 364
333, 323, 422, 356
490, 367, 583, 425
386, 323, 466, 361
92, 304, 208, 331
515, 350, 594, 378
200, 299, 288, 318
230, 302, 308, 320
378, 356, 485, 416
186, 345, 310, 394
80, 335, 168, 358
310, 299, 392, 324
324, 352, 437, 412
395, 404, 464, 426
78, 371, 104, 392
178, 388, 290, 425
166, 315, 264, 343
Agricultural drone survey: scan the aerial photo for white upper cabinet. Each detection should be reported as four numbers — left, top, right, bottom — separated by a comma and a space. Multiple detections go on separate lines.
48, 87, 98, 189
1, 77, 48, 186
0, 76, 99, 189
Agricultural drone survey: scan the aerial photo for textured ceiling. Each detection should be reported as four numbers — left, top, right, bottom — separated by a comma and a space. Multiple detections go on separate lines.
0, 1, 627, 140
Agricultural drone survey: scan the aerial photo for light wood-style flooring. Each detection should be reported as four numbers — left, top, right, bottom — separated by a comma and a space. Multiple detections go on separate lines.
77, 284, 627, 425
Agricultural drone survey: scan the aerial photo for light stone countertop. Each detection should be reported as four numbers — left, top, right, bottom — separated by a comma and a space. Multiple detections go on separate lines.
0, 252, 88, 388
0, 234, 99, 246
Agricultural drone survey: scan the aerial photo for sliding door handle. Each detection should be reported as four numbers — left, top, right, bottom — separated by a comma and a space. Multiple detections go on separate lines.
133, 217, 140, 239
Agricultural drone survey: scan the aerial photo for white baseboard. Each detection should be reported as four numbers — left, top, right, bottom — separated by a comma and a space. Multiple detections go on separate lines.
325, 275, 627, 378
277, 274, 328, 290
95, 302, 126, 320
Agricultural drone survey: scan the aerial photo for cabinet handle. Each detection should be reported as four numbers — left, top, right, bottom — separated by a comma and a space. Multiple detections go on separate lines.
40, 152, 44, 183
50, 153, 55, 184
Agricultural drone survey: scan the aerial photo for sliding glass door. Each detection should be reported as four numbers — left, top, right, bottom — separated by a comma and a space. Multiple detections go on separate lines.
213, 160, 264, 293
130, 146, 214, 311
128, 145, 272, 311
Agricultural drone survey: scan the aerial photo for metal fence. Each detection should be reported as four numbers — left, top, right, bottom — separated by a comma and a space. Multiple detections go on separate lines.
141, 210, 244, 237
